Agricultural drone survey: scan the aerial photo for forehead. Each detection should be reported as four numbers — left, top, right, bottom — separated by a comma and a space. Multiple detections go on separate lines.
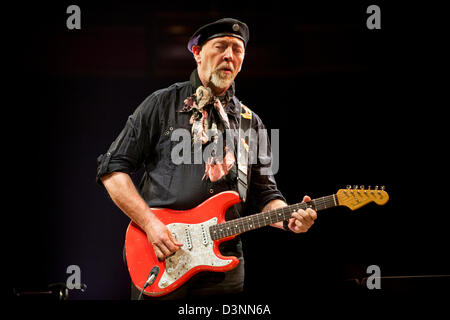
205, 36, 245, 48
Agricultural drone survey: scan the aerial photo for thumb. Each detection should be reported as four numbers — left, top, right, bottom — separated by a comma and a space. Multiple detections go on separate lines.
169, 231, 183, 247
302, 195, 311, 202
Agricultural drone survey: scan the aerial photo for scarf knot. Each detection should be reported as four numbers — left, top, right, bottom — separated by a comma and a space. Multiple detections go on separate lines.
179, 85, 235, 182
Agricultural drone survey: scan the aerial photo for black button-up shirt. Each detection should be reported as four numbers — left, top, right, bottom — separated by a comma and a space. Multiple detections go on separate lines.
96, 70, 285, 219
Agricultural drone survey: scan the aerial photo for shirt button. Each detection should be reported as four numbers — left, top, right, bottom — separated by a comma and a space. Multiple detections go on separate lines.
209, 189, 214, 194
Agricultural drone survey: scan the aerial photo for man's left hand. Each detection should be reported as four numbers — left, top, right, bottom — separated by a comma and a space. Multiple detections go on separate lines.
288, 195, 317, 233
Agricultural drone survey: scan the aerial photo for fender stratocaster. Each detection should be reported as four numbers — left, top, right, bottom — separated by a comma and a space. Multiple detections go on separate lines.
125, 186, 389, 297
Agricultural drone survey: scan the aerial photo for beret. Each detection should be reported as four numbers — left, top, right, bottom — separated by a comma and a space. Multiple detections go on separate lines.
187, 18, 249, 52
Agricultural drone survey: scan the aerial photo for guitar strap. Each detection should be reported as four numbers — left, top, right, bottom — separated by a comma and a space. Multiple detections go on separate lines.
235, 99, 252, 202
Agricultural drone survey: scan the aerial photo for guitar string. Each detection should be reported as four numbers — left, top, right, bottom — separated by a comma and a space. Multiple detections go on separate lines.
213, 195, 335, 232
239, 192, 383, 230
211, 191, 387, 239
210, 195, 337, 239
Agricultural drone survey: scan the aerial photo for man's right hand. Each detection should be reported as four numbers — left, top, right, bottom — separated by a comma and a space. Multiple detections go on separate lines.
143, 216, 183, 261
100, 172, 183, 260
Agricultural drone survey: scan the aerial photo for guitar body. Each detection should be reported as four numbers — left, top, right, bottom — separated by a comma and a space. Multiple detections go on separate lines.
125, 191, 242, 297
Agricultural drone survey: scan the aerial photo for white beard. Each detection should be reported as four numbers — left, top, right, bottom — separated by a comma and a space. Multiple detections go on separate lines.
210, 70, 233, 92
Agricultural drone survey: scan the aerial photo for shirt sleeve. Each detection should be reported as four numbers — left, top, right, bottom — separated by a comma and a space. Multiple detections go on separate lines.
96, 94, 161, 186
245, 113, 286, 213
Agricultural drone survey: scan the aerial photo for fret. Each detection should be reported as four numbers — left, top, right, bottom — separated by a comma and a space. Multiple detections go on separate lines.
270, 211, 276, 224
246, 216, 253, 231
312, 195, 335, 211
235, 221, 242, 234
253, 214, 259, 229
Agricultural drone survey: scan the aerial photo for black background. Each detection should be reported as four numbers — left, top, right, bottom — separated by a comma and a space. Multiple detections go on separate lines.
7, 0, 448, 313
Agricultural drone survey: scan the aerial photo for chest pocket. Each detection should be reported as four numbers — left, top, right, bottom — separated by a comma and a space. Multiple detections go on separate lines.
156, 120, 176, 170
156, 114, 194, 169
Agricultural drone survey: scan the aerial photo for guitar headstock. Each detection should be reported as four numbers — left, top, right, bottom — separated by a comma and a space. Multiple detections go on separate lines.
336, 185, 389, 211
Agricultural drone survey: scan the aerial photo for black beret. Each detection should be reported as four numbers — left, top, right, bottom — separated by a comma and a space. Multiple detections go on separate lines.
187, 18, 249, 52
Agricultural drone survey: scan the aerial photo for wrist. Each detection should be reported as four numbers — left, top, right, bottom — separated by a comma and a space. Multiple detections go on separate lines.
141, 209, 158, 231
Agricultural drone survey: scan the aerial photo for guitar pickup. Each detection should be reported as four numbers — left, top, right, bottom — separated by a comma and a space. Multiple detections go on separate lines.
200, 224, 208, 246
184, 227, 192, 250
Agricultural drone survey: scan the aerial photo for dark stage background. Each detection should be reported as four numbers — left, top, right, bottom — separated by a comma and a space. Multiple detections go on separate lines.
8, 0, 448, 307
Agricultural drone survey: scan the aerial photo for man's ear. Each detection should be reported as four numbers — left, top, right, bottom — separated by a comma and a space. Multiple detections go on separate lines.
192, 46, 201, 64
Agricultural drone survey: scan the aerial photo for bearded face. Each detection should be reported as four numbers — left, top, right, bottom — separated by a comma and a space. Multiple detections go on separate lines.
193, 36, 245, 96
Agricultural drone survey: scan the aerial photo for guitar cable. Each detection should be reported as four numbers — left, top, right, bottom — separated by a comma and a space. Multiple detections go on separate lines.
138, 266, 159, 300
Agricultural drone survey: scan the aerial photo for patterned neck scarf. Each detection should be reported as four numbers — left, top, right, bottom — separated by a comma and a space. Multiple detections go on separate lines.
179, 85, 235, 182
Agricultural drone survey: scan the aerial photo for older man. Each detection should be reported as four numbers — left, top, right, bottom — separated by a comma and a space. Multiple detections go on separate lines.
96, 18, 317, 300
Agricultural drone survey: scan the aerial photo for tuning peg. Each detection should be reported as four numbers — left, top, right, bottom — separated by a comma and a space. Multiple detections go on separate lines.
353, 185, 358, 189
381, 185, 385, 191
360, 185, 365, 190
375, 185, 379, 190
368, 185, 371, 190
346, 185, 351, 189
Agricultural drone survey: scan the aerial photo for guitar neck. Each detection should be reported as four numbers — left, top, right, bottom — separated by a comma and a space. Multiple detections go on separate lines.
210, 194, 338, 241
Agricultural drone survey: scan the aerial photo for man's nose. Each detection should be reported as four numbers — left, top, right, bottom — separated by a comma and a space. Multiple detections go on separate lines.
223, 46, 233, 62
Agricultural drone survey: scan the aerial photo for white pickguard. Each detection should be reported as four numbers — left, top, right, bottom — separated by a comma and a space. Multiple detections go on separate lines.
158, 217, 233, 289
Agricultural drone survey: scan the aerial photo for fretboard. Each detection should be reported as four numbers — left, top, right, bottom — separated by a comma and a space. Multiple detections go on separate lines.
209, 194, 337, 241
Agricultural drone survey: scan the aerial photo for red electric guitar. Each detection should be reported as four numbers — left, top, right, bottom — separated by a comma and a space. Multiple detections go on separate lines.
125, 186, 389, 297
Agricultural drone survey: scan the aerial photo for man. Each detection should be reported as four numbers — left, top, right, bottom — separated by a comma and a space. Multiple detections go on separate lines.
96, 18, 317, 300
